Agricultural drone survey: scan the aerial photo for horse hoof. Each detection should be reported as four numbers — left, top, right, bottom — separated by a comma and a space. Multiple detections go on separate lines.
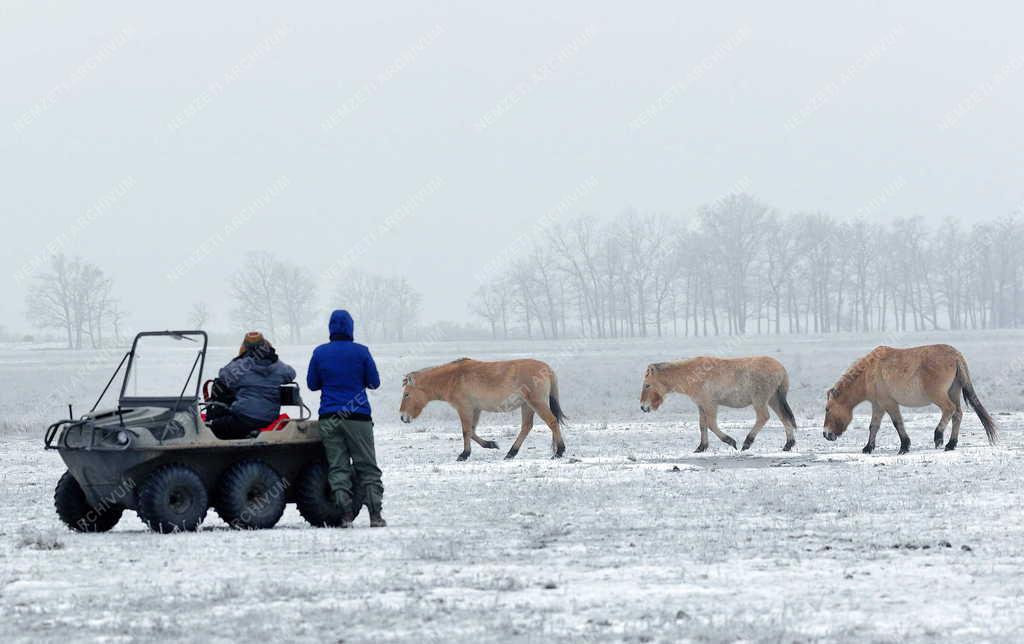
782, 440, 795, 452
944, 442, 957, 452
862, 444, 874, 454
725, 438, 737, 450
694, 444, 708, 453
897, 446, 910, 456
504, 449, 518, 460
484, 441, 499, 450
456, 453, 470, 461
741, 439, 753, 451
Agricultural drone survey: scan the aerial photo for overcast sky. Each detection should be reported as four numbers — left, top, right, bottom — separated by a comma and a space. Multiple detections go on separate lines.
1, 1, 1021, 334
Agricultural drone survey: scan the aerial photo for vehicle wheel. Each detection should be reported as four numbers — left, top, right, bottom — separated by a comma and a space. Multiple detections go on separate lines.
137, 464, 208, 533
54, 470, 123, 533
295, 462, 363, 527
214, 460, 286, 530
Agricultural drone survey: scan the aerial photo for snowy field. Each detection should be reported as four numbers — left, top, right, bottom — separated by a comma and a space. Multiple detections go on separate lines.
3, 330, 1024, 642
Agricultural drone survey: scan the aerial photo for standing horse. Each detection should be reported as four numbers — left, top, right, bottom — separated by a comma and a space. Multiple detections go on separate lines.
823, 344, 997, 454
399, 358, 567, 461
639, 356, 799, 452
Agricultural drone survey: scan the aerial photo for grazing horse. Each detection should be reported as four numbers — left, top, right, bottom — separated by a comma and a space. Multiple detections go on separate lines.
823, 344, 997, 454
639, 356, 799, 452
399, 358, 567, 461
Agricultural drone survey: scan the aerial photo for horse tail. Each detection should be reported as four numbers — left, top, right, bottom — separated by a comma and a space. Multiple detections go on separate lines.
957, 356, 997, 445
773, 375, 798, 429
549, 372, 568, 426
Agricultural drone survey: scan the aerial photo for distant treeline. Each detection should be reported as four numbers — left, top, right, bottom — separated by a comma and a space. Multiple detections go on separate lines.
26, 194, 1024, 348
471, 193, 1024, 339
227, 253, 422, 344
24, 251, 427, 349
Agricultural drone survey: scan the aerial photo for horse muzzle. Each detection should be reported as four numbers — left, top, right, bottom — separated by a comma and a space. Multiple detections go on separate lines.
823, 431, 837, 442
640, 404, 651, 413
400, 414, 411, 424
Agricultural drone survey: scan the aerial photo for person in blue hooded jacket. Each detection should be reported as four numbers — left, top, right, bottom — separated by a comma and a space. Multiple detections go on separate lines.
307, 310, 385, 527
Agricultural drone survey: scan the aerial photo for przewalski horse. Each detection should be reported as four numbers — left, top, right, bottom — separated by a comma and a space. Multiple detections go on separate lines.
399, 358, 567, 461
639, 356, 799, 452
823, 344, 997, 454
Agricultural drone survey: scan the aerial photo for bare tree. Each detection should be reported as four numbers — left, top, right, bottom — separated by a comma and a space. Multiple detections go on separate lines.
109, 301, 128, 344
230, 252, 279, 337
469, 281, 510, 339
276, 263, 318, 343
332, 270, 423, 341
387, 276, 421, 341
189, 301, 210, 330
759, 212, 799, 334
699, 193, 769, 335
26, 255, 120, 349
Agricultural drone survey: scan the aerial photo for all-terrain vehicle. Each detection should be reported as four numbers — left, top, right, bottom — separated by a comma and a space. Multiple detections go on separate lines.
45, 330, 361, 533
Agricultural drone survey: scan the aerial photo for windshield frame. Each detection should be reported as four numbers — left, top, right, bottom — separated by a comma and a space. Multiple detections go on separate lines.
118, 330, 209, 404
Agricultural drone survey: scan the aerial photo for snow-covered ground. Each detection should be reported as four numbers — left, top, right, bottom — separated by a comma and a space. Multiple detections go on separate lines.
3, 331, 1024, 642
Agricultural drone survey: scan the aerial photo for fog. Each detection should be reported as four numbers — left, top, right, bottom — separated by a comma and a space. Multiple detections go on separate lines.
2, 2, 1022, 337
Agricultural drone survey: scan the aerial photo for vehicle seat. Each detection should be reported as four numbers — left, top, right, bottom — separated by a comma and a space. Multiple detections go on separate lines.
201, 383, 308, 435
279, 383, 312, 420
254, 384, 308, 431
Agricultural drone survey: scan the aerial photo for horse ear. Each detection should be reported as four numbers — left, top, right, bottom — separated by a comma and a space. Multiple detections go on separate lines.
645, 364, 658, 376
403, 375, 414, 387
827, 387, 836, 400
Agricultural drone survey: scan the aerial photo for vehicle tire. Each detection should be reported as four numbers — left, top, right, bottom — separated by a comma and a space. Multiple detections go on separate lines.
214, 460, 286, 530
54, 470, 123, 533
137, 464, 208, 533
295, 462, 363, 527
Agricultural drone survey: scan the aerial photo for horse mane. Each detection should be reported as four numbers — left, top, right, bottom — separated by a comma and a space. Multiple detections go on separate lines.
833, 360, 867, 394
405, 358, 472, 384
833, 347, 889, 395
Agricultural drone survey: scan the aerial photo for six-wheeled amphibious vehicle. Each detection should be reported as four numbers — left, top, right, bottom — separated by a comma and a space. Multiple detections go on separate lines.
45, 330, 361, 533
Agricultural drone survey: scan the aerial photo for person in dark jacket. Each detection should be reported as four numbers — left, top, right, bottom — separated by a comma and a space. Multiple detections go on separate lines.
306, 310, 385, 527
209, 332, 296, 440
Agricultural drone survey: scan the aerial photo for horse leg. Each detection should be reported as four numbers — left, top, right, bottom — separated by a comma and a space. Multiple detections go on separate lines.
862, 405, 883, 454
704, 406, 737, 450
469, 409, 499, 450
932, 399, 954, 449
530, 399, 566, 458
887, 405, 910, 455
504, 406, 535, 460
768, 397, 797, 451
695, 407, 709, 453
946, 382, 964, 451
742, 404, 771, 451
456, 408, 475, 461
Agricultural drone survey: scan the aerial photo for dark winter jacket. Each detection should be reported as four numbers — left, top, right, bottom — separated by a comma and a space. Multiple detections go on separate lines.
218, 347, 296, 423
306, 310, 381, 417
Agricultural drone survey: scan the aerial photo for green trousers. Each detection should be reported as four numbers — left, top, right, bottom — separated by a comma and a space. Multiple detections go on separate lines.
318, 416, 383, 513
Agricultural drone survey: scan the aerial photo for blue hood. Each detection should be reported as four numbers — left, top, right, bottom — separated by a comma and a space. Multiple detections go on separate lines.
329, 309, 354, 340
308, 310, 380, 417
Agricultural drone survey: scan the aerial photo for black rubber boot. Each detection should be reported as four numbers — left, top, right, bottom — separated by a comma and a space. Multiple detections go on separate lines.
334, 492, 354, 528
369, 511, 387, 528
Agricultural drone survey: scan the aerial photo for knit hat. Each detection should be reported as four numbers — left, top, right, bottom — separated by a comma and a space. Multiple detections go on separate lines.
238, 331, 267, 356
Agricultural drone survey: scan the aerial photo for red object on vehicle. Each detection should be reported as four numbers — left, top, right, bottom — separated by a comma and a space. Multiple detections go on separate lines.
260, 414, 291, 432
199, 412, 290, 431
